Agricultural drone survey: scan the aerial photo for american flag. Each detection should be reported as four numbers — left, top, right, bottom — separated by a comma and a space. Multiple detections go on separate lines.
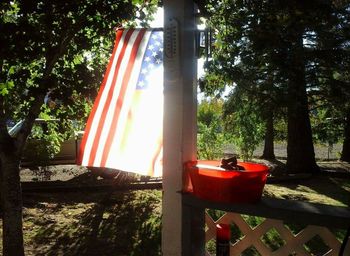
78, 29, 163, 177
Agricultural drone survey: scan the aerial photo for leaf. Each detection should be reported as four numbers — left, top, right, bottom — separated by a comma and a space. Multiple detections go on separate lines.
8, 66, 16, 75
132, 0, 143, 5
0, 81, 15, 95
73, 55, 84, 65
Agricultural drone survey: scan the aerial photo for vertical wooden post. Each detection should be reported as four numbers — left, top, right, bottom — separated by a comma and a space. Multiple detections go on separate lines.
162, 0, 205, 255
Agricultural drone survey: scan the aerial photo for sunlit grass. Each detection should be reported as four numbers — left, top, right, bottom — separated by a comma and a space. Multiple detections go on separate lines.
264, 177, 349, 207
15, 190, 162, 256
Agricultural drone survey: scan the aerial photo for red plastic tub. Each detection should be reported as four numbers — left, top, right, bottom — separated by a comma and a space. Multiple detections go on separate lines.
184, 160, 269, 204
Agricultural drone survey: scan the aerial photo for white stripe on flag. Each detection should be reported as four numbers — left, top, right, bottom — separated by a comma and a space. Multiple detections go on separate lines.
93, 30, 146, 166
81, 32, 127, 166
105, 30, 152, 167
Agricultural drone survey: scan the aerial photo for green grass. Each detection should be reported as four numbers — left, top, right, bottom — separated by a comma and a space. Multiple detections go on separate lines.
1, 185, 348, 256
263, 176, 350, 207
1, 190, 162, 256
1, 160, 349, 255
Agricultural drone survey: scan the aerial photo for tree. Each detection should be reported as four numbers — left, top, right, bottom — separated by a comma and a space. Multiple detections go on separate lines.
0, 1, 158, 255
341, 109, 350, 162
281, 2, 319, 174
304, 1, 350, 161
197, 98, 227, 160
199, 17, 286, 161
200, 0, 349, 173
261, 108, 275, 160
223, 86, 265, 160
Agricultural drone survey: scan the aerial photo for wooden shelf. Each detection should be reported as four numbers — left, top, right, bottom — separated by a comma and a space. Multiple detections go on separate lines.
182, 193, 350, 229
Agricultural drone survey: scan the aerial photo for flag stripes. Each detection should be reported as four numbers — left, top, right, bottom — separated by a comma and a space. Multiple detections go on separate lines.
78, 28, 163, 177
100, 29, 147, 167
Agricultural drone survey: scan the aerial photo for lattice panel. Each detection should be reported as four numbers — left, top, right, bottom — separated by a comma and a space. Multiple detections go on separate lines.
205, 211, 342, 256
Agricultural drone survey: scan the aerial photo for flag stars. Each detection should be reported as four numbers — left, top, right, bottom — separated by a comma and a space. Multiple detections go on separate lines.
144, 56, 151, 62
138, 80, 145, 87
136, 31, 163, 90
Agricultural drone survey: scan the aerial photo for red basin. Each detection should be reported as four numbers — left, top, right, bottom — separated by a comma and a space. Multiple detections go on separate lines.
184, 160, 269, 204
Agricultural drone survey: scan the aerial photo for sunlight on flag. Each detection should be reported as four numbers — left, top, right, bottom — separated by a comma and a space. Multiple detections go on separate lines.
78, 29, 163, 177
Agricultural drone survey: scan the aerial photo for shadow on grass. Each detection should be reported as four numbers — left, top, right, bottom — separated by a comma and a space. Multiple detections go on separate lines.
264, 159, 350, 207
264, 159, 287, 177
274, 176, 349, 206
24, 190, 161, 256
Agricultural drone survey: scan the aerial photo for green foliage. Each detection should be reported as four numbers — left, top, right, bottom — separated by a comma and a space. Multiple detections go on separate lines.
274, 118, 287, 142
20, 116, 74, 170
0, 81, 14, 96
311, 107, 343, 146
200, 0, 350, 166
206, 209, 226, 222
224, 89, 265, 161
0, 1, 160, 254
0, 0, 159, 124
0, 1, 20, 23
0, 0, 160, 166
197, 98, 228, 160
198, 71, 231, 97
28, 120, 63, 158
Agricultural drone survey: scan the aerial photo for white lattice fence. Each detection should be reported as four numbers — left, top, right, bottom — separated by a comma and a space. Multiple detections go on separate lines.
205, 211, 343, 256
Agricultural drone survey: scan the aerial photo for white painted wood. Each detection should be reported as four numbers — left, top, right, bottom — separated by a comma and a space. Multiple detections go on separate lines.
205, 211, 345, 256
162, 0, 198, 255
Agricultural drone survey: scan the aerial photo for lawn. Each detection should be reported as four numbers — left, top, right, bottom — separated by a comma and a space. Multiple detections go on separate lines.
1, 190, 162, 256
0, 159, 349, 256
263, 160, 350, 207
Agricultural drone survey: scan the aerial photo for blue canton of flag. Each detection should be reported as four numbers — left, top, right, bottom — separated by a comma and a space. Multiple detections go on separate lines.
136, 30, 163, 90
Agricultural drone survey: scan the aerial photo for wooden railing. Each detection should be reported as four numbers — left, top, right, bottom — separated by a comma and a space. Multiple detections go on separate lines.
205, 212, 344, 255
183, 195, 350, 256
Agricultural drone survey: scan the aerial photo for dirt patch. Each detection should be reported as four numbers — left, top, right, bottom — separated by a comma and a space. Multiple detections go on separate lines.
1, 190, 162, 256
20, 165, 89, 182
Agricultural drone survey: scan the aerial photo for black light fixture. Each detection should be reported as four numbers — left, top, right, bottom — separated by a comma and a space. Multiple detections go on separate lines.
196, 27, 212, 61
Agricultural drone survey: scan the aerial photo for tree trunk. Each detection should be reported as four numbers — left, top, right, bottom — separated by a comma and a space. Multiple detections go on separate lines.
286, 27, 319, 174
0, 78, 44, 256
261, 113, 275, 160
0, 148, 24, 256
0, 161, 2, 215
340, 109, 350, 162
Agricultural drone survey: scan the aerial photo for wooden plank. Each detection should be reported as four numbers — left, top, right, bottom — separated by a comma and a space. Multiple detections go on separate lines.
183, 194, 350, 229
21, 180, 162, 193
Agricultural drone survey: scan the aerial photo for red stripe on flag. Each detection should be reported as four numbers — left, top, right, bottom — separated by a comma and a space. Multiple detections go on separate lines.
100, 29, 147, 167
78, 30, 124, 164
87, 29, 135, 166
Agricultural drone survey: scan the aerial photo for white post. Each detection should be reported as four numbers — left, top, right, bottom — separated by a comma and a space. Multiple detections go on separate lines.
162, 0, 204, 255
